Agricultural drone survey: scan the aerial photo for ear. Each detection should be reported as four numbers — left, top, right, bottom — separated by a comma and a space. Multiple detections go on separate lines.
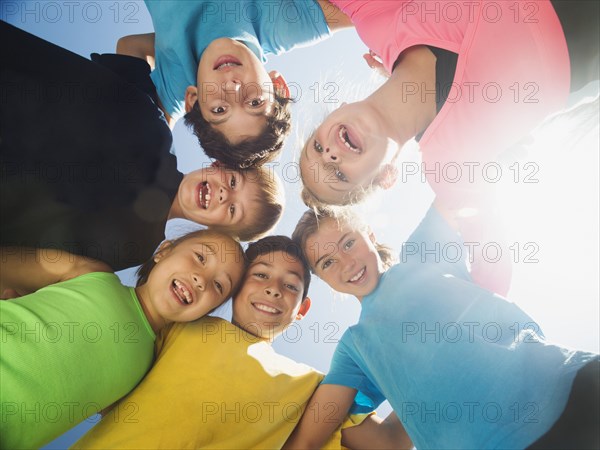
153, 240, 173, 263
373, 163, 399, 190
184, 86, 199, 113
269, 70, 290, 99
295, 297, 312, 320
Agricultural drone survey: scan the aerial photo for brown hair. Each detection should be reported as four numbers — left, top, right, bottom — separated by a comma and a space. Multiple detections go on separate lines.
183, 93, 292, 169
136, 229, 248, 289
292, 207, 397, 272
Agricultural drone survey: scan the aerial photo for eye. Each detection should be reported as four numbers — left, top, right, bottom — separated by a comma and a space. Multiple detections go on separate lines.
229, 204, 235, 218
335, 169, 348, 182
253, 272, 268, 279
285, 283, 300, 292
321, 258, 334, 270
230, 174, 237, 189
211, 105, 227, 114
313, 139, 324, 153
247, 98, 265, 108
343, 239, 355, 251
195, 252, 206, 264
214, 280, 224, 295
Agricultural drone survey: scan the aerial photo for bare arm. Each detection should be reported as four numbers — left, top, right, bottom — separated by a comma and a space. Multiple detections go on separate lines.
283, 384, 356, 449
342, 412, 413, 450
116, 33, 156, 69
317, 0, 354, 31
0, 247, 111, 295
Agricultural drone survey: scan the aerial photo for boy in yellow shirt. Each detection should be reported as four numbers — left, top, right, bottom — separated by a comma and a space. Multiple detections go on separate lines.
73, 236, 402, 449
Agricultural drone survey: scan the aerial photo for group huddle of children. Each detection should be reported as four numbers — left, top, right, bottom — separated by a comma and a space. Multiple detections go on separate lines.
1, 0, 598, 448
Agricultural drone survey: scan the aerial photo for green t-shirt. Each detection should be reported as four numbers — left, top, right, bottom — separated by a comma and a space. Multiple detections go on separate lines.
0, 272, 155, 449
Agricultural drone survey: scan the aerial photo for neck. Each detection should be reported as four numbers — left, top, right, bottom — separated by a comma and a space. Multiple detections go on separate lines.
368, 45, 438, 146
167, 189, 183, 220
135, 285, 168, 334
231, 318, 276, 343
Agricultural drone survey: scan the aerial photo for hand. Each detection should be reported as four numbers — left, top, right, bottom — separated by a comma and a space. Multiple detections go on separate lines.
363, 50, 390, 78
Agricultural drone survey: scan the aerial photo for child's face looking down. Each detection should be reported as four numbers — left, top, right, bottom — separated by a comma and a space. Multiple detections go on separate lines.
194, 38, 281, 144
300, 101, 393, 204
175, 165, 261, 229
232, 250, 310, 340
147, 235, 245, 324
305, 218, 384, 300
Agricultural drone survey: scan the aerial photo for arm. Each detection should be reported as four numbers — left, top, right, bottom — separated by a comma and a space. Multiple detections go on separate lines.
342, 412, 413, 450
283, 384, 356, 450
317, 0, 354, 31
0, 247, 111, 295
116, 33, 156, 69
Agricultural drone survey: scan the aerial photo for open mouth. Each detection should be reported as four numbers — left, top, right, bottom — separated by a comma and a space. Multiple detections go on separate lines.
338, 125, 362, 154
198, 181, 211, 210
252, 302, 281, 315
348, 267, 366, 284
214, 55, 243, 71
172, 279, 193, 305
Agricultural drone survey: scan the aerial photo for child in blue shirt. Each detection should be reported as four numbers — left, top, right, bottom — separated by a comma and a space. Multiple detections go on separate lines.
117, 0, 353, 168
286, 205, 599, 450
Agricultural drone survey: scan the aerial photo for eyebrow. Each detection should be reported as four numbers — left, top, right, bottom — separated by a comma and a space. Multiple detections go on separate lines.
252, 261, 304, 282
314, 232, 350, 268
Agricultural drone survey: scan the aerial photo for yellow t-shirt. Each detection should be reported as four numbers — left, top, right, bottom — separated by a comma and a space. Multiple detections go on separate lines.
73, 317, 349, 449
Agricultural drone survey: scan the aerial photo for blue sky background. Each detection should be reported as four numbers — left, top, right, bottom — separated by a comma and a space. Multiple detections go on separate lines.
2, 1, 598, 447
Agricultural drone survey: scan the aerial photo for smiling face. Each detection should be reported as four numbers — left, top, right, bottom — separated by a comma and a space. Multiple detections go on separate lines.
193, 38, 280, 145
143, 234, 245, 326
304, 217, 384, 300
300, 101, 395, 205
232, 250, 310, 340
173, 164, 261, 231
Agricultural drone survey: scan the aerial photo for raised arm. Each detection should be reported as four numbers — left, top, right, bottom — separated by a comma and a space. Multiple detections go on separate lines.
342, 412, 413, 450
116, 33, 156, 68
316, 0, 354, 31
283, 384, 356, 450
0, 247, 110, 295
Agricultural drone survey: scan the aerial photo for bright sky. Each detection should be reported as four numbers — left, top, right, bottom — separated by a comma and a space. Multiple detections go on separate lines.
2, 1, 598, 447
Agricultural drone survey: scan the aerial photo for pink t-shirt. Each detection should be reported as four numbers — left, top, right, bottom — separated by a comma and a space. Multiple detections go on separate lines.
333, 0, 570, 294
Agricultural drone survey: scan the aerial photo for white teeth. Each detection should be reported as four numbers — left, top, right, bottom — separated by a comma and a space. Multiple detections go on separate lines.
349, 268, 365, 282
254, 303, 279, 314
200, 183, 212, 209
339, 126, 361, 153
217, 62, 240, 70
173, 279, 192, 304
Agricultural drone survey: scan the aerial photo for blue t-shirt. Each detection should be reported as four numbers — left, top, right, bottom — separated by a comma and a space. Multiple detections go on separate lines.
323, 206, 597, 449
145, 0, 330, 120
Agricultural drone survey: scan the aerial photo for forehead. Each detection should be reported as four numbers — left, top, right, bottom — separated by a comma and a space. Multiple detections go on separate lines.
185, 235, 241, 259
249, 250, 305, 280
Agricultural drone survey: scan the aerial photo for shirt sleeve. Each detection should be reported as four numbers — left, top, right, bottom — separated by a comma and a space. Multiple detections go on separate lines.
399, 204, 471, 282
323, 332, 386, 414
257, 0, 331, 56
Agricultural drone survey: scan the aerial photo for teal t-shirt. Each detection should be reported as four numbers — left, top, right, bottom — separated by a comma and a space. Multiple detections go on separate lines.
0, 272, 155, 449
145, 0, 330, 120
323, 207, 597, 449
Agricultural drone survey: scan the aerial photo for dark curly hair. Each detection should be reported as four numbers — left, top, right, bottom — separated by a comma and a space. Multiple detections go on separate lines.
184, 93, 292, 169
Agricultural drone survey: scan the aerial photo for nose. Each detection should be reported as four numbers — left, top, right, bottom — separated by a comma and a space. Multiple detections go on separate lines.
323, 146, 338, 162
192, 273, 205, 291
218, 185, 229, 203
223, 79, 241, 93
264, 285, 281, 299
340, 254, 356, 278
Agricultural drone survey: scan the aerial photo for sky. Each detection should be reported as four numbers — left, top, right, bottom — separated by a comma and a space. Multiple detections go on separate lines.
2, 1, 599, 447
